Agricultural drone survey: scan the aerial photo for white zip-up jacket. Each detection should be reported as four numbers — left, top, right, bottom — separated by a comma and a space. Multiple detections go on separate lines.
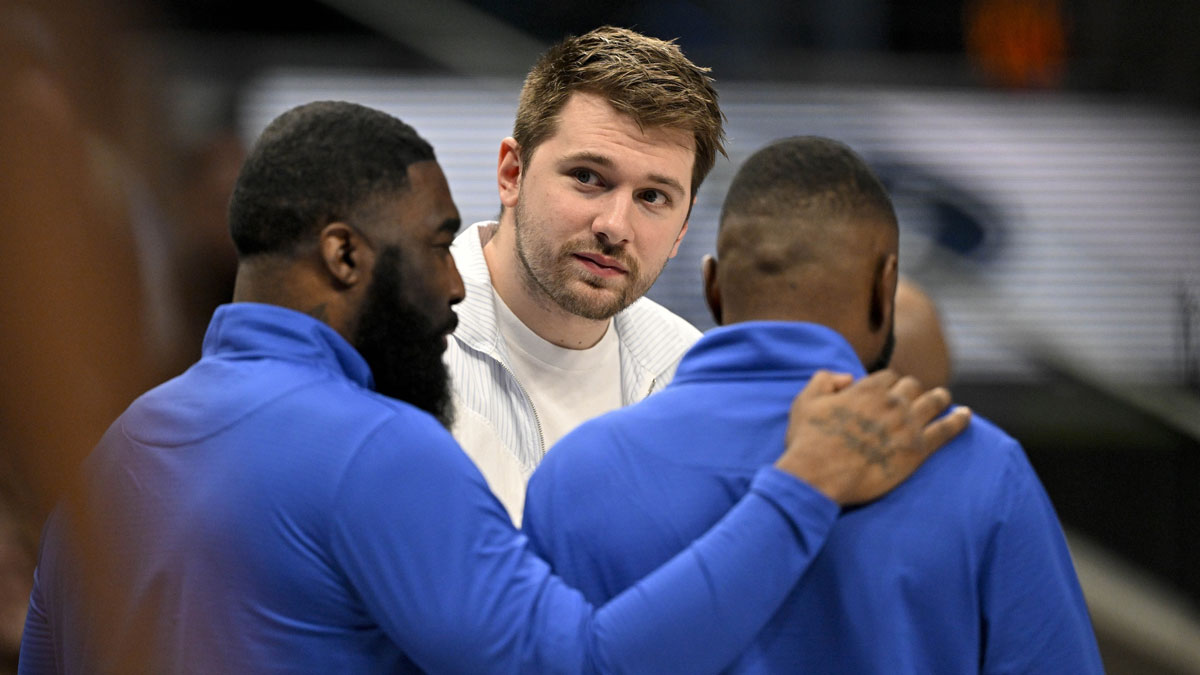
445, 222, 701, 524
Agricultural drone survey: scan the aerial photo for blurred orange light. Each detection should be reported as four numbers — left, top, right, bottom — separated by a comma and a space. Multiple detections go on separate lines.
966, 0, 1068, 89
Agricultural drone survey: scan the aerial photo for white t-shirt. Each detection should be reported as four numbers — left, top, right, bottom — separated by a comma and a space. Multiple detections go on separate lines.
493, 289, 624, 452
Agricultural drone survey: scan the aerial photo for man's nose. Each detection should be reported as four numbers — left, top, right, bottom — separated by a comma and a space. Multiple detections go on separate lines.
590, 193, 634, 246
447, 259, 465, 306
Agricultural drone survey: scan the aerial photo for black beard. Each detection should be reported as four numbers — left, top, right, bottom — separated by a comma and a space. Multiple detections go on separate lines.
865, 327, 896, 374
352, 247, 454, 428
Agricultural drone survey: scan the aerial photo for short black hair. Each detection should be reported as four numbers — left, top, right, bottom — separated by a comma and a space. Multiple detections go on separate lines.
720, 136, 895, 230
228, 101, 435, 257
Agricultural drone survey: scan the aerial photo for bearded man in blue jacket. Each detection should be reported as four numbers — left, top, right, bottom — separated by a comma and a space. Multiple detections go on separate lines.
524, 136, 1103, 674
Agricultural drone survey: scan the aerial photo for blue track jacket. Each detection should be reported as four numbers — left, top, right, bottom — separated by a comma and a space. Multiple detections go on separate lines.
19, 305, 838, 674
525, 321, 1104, 674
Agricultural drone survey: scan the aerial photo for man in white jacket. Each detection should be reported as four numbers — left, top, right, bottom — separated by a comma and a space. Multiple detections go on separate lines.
446, 27, 720, 521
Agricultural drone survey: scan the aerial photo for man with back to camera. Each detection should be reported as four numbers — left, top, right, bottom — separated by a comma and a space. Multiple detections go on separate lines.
524, 136, 1103, 673
446, 26, 726, 522
18, 104, 972, 673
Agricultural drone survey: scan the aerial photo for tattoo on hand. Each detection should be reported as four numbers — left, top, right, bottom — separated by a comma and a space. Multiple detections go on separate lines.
809, 407, 896, 475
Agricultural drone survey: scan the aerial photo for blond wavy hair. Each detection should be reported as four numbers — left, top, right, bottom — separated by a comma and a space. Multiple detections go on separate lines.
513, 26, 726, 196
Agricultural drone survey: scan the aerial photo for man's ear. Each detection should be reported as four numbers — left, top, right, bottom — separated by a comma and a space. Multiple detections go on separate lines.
702, 254, 723, 326
318, 222, 372, 288
497, 137, 523, 210
870, 252, 899, 332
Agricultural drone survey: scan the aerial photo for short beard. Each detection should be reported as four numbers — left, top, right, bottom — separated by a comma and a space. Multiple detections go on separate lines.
352, 247, 454, 428
512, 196, 653, 321
865, 327, 896, 374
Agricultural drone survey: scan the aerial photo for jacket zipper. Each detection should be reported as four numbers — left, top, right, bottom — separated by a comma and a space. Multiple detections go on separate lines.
498, 360, 546, 457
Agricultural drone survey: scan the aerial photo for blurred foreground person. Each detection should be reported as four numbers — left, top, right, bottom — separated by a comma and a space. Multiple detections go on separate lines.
19, 104, 969, 674
891, 277, 952, 388
525, 136, 1102, 673
0, 0, 159, 671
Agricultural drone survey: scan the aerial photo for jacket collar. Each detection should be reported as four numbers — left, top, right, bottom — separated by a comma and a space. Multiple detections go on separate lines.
674, 321, 867, 385
450, 221, 689, 381
202, 302, 375, 390
450, 222, 506, 358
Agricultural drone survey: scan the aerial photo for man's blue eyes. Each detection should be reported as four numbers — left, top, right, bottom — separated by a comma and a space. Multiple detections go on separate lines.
572, 170, 670, 205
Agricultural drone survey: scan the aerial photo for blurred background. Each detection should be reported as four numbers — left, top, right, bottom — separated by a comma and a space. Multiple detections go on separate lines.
2, 0, 1197, 672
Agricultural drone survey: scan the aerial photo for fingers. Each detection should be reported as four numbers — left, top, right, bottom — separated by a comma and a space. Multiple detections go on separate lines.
887, 375, 922, 406
827, 372, 854, 392
919, 406, 972, 452
910, 386, 952, 425
856, 369, 900, 391
798, 370, 853, 401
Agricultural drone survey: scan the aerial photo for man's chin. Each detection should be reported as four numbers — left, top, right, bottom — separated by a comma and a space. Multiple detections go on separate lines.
554, 286, 629, 321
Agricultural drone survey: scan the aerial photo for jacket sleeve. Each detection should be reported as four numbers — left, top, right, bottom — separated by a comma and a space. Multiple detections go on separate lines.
979, 441, 1105, 674
329, 413, 838, 674
17, 560, 56, 674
